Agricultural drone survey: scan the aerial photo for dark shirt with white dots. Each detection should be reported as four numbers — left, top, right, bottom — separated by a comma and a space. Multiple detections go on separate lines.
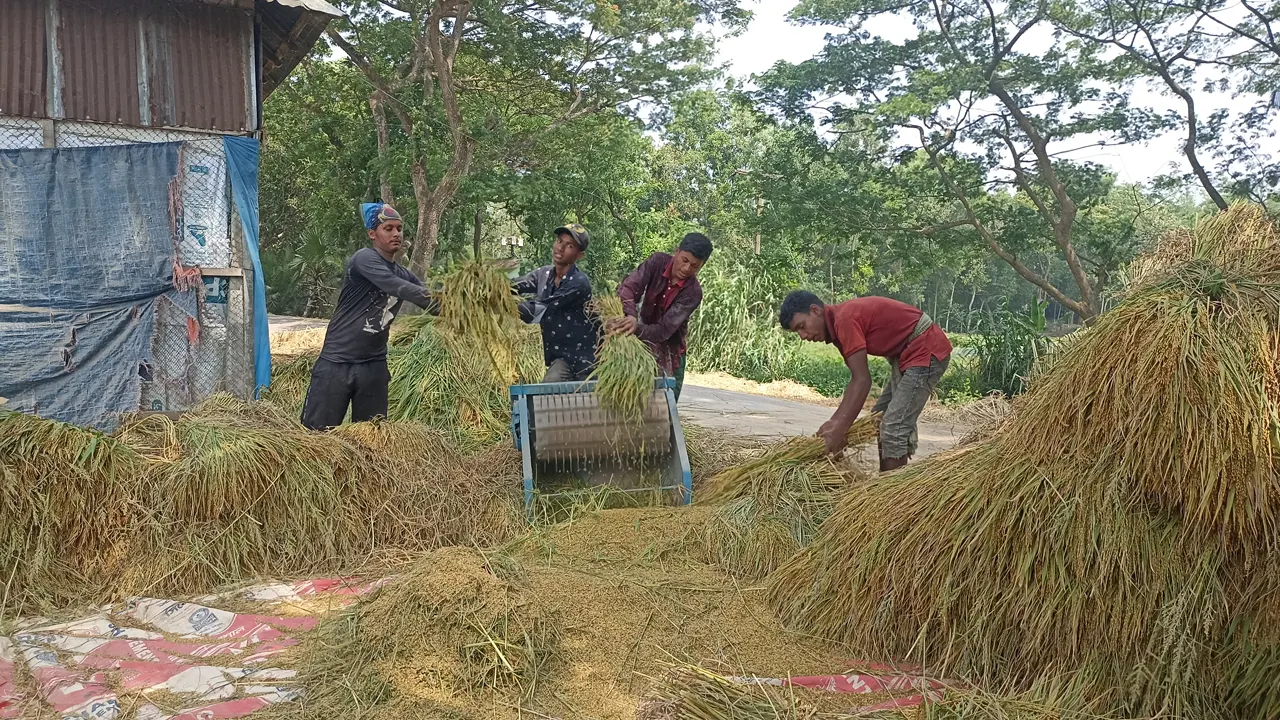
513, 265, 600, 377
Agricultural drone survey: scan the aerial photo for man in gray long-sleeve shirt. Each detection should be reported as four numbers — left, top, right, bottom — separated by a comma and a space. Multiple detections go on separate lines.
301, 203, 433, 430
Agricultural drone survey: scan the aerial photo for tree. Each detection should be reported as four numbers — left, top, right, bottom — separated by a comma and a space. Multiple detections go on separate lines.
326, 0, 748, 279
756, 0, 1173, 321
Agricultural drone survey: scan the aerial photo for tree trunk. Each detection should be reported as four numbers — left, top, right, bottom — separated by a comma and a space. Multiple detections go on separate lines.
472, 207, 483, 260
369, 92, 395, 205
407, 161, 441, 279
409, 207, 442, 279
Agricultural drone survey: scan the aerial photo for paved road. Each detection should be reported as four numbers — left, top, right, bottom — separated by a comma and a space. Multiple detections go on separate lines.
269, 314, 328, 333
679, 385, 962, 460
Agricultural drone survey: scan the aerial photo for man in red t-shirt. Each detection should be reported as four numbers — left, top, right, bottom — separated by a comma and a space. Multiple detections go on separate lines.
779, 290, 953, 471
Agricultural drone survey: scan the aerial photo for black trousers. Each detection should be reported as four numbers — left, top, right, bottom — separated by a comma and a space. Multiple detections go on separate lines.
300, 358, 390, 430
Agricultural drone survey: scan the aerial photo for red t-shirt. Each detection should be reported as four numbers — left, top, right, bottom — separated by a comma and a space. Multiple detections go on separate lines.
823, 297, 952, 370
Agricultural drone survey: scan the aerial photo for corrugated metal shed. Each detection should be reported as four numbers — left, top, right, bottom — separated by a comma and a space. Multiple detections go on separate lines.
0, 0, 339, 130
0, 0, 48, 118
147, 3, 252, 131
60, 0, 142, 126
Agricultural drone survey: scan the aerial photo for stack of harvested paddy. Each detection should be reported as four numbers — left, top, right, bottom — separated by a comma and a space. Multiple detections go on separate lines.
386, 314, 544, 448
0, 412, 142, 614
264, 315, 544, 446
698, 416, 879, 580
766, 205, 1280, 718
435, 260, 523, 381
331, 419, 524, 549
283, 547, 559, 719
114, 396, 523, 598
591, 295, 660, 425
260, 354, 315, 416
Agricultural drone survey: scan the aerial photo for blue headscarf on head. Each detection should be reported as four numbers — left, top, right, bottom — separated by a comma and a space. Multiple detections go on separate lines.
362, 202, 402, 230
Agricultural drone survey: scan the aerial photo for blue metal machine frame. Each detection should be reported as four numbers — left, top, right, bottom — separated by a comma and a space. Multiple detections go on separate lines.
509, 377, 693, 513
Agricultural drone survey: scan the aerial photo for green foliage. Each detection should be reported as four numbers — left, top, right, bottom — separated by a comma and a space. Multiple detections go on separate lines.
972, 300, 1054, 397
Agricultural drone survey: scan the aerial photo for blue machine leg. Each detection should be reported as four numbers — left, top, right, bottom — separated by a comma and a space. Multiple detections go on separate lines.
516, 396, 536, 515
664, 387, 693, 505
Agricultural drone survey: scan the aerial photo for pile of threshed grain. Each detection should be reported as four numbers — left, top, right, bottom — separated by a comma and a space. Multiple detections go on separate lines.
698, 415, 880, 580
767, 204, 1280, 718
0, 395, 523, 616
281, 506, 912, 720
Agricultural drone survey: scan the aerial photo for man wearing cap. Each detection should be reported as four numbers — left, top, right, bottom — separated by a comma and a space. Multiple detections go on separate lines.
777, 290, 952, 471
512, 223, 599, 382
608, 232, 713, 401
301, 203, 434, 431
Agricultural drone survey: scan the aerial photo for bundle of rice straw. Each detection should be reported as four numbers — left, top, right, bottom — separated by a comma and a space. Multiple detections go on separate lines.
699, 415, 879, 580
113, 396, 522, 597
435, 260, 522, 380
955, 391, 1012, 446
282, 547, 559, 719
0, 412, 142, 614
387, 314, 544, 448
766, 205, 1280, 718
591, 295, 659, 425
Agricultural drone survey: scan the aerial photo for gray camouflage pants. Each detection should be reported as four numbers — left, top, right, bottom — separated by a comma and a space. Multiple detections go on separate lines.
872, 356, 950, 460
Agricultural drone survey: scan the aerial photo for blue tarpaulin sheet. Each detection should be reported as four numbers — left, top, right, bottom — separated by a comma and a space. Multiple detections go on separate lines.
224, 137, 272, 396
0, 143, 182, 430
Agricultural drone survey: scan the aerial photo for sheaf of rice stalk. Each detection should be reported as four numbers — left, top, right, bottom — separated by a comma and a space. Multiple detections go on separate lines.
387, 315, 543, 449
697, 415, 879, 580
590, 295, 659, 425
434, 260, 522, 381
765, 205, 1280, 718
0, 411, 143, 615
281, 547, 559, 719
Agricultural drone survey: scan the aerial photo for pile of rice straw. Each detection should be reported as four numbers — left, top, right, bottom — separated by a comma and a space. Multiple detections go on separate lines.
0, 395, 523, 615
281, 547, 559, 719
698, 415, 880, 580
637, 664, 883, 719
0, 412, 143, 614
283, 506, 884, 719
767, 204, 1280, 718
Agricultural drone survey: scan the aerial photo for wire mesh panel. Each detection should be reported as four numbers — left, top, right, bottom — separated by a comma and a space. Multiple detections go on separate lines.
0, 117, 43, 149
142, 273, 252, 411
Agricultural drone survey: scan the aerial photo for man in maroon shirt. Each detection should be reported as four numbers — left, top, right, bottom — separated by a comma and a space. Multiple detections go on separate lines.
779, 290, 952, 471
608, 233, 713, 400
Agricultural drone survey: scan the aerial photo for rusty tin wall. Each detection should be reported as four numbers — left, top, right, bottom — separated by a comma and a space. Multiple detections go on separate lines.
52, 0, 251, 131
60, 0, 142, 125
149, 3, 252, 131
0, 0, 48, 118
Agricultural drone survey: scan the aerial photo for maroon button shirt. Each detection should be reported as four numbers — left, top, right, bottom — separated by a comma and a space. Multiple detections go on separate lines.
618, 252, 704, 375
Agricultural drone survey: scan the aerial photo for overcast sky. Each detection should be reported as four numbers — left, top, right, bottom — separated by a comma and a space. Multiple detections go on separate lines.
714, 0, 1271, 187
